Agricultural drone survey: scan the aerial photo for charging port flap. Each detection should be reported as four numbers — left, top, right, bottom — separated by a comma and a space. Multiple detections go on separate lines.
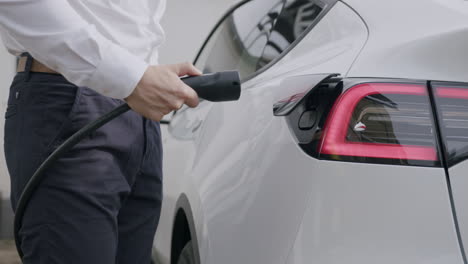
273, 73, 342, 144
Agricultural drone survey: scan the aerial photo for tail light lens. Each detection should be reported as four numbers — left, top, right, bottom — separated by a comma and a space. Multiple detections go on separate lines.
318, 83, 440, 166
433, 83, 468, 166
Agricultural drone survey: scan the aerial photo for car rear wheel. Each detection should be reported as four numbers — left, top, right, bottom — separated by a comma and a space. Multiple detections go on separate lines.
177, 241, 195, 264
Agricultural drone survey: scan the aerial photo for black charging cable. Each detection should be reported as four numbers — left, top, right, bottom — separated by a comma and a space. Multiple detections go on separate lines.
14, 71, 241, 259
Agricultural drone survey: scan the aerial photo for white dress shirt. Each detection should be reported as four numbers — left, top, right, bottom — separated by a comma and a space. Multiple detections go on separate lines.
0, 0, 166, 99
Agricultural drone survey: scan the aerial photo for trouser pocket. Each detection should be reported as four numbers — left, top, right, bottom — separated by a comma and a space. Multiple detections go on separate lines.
4, 75, 82, 208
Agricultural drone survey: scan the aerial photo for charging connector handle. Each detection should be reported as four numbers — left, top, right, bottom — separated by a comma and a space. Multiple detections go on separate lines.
13, 71, 241, 259
182, 71, 241, 102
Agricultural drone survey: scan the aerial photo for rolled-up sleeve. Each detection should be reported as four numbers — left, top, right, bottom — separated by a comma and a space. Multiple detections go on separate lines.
0, 0, 147, 99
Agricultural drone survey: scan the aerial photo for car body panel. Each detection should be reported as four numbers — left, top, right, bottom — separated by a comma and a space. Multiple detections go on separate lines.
344, 0, 468, 83
154, 2, 369, 263
201, 2, 368, 263
285, 162, 463, 264
449, 160, 468, 260
154, 1, 468, 263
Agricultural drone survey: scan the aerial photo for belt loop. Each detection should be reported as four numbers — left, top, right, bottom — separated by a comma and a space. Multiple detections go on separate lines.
23, 53, 33, 82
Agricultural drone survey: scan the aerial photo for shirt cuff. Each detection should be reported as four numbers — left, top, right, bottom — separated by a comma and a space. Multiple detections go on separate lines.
86, 43, 148, 99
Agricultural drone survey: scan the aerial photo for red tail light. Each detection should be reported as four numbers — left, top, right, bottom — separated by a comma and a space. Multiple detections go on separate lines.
318, 83, 440, 166
436, 87, 468, 100
433, 84, 468, 166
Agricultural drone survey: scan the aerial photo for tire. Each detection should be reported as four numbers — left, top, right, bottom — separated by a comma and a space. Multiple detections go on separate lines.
177, 241, 195, 264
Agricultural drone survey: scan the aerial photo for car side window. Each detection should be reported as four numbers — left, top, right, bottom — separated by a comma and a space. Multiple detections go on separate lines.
257, 0, 327, 69
195, 0, 285, 80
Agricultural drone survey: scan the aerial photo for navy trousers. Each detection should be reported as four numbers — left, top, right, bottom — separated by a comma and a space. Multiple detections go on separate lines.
4, 67, 163, 263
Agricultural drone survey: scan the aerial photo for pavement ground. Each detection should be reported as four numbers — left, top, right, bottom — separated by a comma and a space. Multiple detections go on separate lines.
0, 240, 21, 264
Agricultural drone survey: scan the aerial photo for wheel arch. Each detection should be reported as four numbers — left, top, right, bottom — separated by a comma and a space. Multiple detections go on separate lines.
171, 194, 201, 264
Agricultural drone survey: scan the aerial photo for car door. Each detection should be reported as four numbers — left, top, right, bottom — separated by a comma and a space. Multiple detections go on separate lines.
165, 0, 286, 191
163, 0, 369, 263
158, 0, 287, 262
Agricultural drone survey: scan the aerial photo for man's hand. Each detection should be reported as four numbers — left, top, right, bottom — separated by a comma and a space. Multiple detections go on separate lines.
125, 62, 202, 121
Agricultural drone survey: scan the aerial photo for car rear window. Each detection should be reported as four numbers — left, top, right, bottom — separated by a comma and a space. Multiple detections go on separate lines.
195, 0, 335, 81
195, 0, 285, 80
257, 0, 326, 69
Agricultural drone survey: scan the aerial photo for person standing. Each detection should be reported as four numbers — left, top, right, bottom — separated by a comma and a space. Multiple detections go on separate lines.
0, 0, 200, 263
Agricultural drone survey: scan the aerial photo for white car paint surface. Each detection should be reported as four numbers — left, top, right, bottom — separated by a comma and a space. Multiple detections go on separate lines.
345, 0, 468, 83
154, 0, 468, 263
449, 161, 468, 261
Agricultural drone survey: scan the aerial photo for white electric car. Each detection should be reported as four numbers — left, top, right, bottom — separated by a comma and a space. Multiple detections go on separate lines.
154, 0, 468, 263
